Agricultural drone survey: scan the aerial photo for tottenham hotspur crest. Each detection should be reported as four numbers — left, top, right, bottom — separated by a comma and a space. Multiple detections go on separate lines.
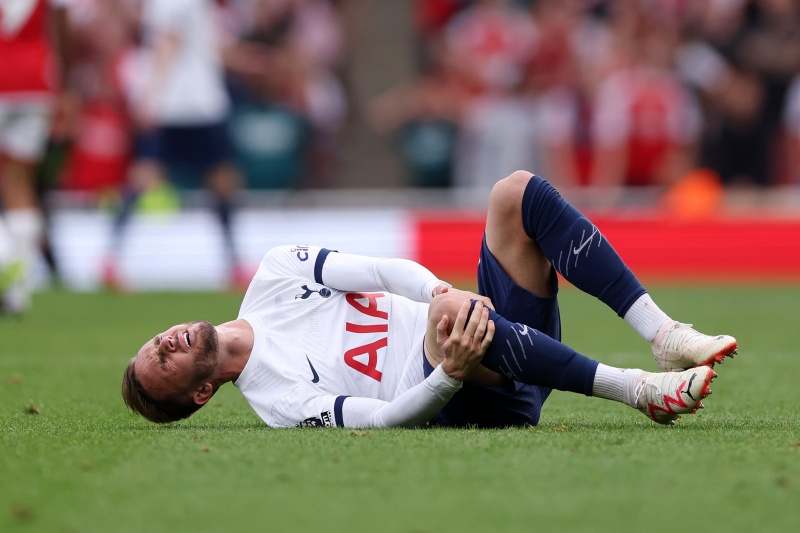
296, 284, 332, 299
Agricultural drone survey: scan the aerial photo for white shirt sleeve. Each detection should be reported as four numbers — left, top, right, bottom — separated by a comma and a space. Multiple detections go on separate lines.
320, 250, 449, 304
340, 365, 462, 427
277, 365, 462, 428
258, 245, 450, 303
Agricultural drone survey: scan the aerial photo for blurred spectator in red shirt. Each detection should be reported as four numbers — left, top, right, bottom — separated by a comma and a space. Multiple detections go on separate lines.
0, 0, 72, 314
589, 2, 701, 190
103, 0, 246, 291
59, 0, 137, 195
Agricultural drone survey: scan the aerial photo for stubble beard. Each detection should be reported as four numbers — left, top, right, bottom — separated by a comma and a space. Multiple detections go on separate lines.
191, 320, 219, 383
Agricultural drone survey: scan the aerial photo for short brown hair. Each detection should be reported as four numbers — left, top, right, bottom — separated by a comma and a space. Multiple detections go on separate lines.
121, 357, 203, 424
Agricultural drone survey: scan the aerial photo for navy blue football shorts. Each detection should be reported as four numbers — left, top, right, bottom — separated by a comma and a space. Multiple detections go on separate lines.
424, 235, 560, 428
134, 120, 232, 176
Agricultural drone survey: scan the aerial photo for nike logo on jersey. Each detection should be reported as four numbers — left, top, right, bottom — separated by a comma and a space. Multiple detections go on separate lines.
306, 356, 320, 383
572, 225, 601, 256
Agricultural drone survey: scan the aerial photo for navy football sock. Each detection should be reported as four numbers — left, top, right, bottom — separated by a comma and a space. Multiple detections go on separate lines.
481, 308, 598, 396
110, 189, 140, 252
521, 175, 646, 317
213, 197, 237, 265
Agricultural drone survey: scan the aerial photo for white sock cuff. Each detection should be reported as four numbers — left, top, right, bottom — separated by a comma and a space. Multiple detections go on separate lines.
592, 363, 626, 404
0, 218, 17, 262
623, 293, 671, 342
5, 209, 44, 246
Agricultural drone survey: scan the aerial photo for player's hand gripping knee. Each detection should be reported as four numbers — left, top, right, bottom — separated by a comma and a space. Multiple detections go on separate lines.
437, 300, 495, 381
433, 285, 494, 310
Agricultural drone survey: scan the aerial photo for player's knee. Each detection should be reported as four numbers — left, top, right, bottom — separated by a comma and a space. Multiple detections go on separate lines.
489, 171, 532, 219
428, 293, 462, 330
503, 170, 535, 184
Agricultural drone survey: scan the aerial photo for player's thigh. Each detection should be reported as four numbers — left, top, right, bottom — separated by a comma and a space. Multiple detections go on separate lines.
0, 102, 52, 163
478, 235, 561, 339
484, 171, 553, 297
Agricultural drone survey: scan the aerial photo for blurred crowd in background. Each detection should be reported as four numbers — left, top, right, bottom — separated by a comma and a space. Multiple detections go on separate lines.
48, 0, 348, 197
26, 0, 800, 198
3, 0, 800, 310
386, 0, 800, 192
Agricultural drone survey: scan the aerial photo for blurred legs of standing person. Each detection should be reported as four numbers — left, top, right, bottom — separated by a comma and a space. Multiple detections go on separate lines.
103, 0, 245, 292
103, 122, 244, 292
0, 137, 46, 314
0, 0, 72, 315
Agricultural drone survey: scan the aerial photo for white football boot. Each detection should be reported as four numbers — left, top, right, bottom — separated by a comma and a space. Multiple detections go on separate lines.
651, 320, 738, 372
635, 367, 716, 425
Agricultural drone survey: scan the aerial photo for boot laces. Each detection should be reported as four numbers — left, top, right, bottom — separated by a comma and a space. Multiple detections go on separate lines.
634, 375, 663, 406
661, 322, 695, 353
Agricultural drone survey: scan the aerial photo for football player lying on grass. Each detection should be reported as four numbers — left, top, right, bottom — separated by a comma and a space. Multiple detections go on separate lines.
123, 172, 738, 428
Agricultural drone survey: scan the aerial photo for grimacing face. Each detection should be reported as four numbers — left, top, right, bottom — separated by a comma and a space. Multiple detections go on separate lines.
133, 321, 219, 401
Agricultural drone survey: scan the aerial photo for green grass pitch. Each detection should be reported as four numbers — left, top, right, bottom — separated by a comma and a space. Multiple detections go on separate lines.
1, 285, 798, 532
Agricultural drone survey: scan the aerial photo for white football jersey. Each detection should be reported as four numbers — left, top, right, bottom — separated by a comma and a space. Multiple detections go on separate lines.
234, 245, 431, 428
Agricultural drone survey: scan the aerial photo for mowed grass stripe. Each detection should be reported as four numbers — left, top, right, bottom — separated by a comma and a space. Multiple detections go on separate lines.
1, 287, 798, 533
